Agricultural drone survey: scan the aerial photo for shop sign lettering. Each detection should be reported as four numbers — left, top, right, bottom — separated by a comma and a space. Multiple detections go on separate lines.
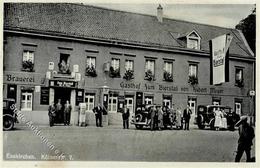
6, 74, 35, 83
120, 82, 141, 90
50, 80, 77, 88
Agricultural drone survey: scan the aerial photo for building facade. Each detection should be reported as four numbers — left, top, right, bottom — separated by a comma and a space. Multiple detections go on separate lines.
3, 3, 255, 125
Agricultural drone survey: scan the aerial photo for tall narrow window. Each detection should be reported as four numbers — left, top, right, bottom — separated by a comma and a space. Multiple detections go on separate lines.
58, 54, 70, 74
123, 60, 134, 80
22, 51, 34, 72
163, 61, 173, 81
145, 60, 155, 81
235, 100, 242, 116
86, 57, 97, 77
110, 58, 120, 78
85, 94, 95, 112
235, 68, 244, 87
21, 91, 33, 111
188, 64, 198, 85
108, 94, 118, 112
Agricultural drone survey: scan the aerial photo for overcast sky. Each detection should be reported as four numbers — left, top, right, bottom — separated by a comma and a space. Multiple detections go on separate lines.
86, 3, 255, 28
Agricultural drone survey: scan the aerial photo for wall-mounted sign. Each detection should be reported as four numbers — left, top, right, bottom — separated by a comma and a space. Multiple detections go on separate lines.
48, 62, 54, 70
73, 64, 79, 73
4, 71, 44, 85
249, 90, 255, 96
76, 89, 84, 105
49, 80, 77, 88
40, 87, 49, 105
75, 73, 81, 81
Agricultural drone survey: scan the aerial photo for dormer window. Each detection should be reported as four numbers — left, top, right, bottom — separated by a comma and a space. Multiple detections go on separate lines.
186, 31, 201, 50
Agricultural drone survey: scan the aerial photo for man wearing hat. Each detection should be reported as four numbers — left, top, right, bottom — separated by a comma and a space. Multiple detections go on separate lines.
235, 116, 255, 162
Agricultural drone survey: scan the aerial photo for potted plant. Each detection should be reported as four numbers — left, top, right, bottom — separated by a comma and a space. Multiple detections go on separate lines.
22, 60, 34, 72
85, 65, 97, 77
163, 71, 173, 82
236, 79, 244, 87
123, 70, 134, 80
58, 60, 71, 74
144, 69, 155, 81
109, 66, 120, 78
188, 75, 198, 85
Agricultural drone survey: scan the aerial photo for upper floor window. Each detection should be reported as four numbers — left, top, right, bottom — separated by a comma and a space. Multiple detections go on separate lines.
188, 64, 198, 85
186, 31, 201, 50
123, 60, 134, 80
22, 51, 34, 72
145, 60, 155, 81
85, 57, 97, 77
109, 58, 120, 78
58, 53, 71, 74
235, 68, 244, 87
163, 61, 173, 82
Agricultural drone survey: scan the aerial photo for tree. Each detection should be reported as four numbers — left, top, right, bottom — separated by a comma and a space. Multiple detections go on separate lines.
235, 6, 256, 54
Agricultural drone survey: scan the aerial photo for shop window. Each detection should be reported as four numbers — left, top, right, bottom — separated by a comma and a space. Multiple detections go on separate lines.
123, 60, 134, 80
109, 58, 120, 78
163, 96, 172, 108
188, 64, 198, 85
21, 91, 33, 111
235, 68, 244, 87
188, 97, 196, 115
187, 31, 201, 50
85, 57, 97, 77
22, 50, 34, 72
58, 53, 71, 74
144, 96, 153, 105
145, 60, 155, 81
85, 94, 95, 112
163, 61, 173, 82
235, 100, 242, 116
108, 95, 118, 112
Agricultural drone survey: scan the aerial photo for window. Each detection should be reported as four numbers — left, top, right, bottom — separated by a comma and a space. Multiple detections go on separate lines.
145, 60, 155, 81
111, 58, 120, 70
125, 60, 133, 71
187, 31, 200, 50
189, 64, 197, 77
163, 96, 171, 108
163, 61, 173, 81
144, 96, 153, 105
235, 101, 242, 116
59, 54, 70, 74
212, 98, 221, 105
108, 94, 118, 112
85, 94, 95, 112
235, 68, 244, 87
86, 57, 97, 77
22, 51, 34, 71
21, 91, 33, 111
110, 58, 120, 78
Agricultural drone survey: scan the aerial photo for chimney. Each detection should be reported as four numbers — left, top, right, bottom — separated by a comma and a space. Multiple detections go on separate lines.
157, 4, 163, 22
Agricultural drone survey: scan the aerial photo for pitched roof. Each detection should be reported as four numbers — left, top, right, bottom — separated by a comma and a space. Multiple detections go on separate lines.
4, 3, 253, 58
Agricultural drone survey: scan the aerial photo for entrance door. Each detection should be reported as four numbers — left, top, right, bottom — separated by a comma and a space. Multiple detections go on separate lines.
188, 98, 196, 124
125, 97, 134, 119
54, 88, 71, 123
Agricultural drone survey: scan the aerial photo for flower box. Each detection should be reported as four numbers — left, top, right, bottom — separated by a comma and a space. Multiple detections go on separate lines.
109, 67, 120, 78
188, 75, 198, 85
22, 60, 34, 72
123, 70, 134, 80
163, 71, 173, 82
144, 69, 155, 81
85, 66, 97, 77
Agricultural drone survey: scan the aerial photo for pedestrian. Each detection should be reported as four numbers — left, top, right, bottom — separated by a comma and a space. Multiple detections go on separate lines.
168, 106, 175, 129
48, 101, 56, 127
221, 110, 227, 129
175, 107, 182, 130
150, 105, 157, 131
214, 108, 223, 131
63, 100, 72, 126
158, 106, 164, 130
183, 105, 192, 130
235, 116, 255, 162
229, 111, 237, 131
56, 99, 62, 122
92, 103, 103, 127
122, 107, 130, 129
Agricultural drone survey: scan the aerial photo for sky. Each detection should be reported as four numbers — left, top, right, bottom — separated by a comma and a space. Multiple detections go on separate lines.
85, 3, 255, 28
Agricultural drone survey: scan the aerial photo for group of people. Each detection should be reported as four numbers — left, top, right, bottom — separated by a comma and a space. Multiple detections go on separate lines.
48, 99, 72, 127
213, 108, 228, 131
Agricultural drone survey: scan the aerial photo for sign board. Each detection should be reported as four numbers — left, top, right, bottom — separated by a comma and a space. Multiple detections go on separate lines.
73, 64, 79, 73
76, 89, 84, 105
49, 80, 77, 88
35, 86, 41, 92
210, 34, 232, 85
48, 62, 54, 70
40, 87, 49, 105
249, 90, 255, 96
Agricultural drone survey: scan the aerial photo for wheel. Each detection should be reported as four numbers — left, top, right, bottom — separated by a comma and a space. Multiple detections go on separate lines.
135, 114, 143, 122
135, 125, 143, 129
3, 115, 14, 131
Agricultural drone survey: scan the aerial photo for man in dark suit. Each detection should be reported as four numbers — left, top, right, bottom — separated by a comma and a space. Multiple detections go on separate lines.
183, 105, 192, 130
122, 107, 130, 129
93, 103, 103, 127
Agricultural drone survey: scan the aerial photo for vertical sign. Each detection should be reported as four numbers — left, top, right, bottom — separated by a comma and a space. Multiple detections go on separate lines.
210, 34, 232, 85
40, 87, 49, 105
76, 89, 84, 106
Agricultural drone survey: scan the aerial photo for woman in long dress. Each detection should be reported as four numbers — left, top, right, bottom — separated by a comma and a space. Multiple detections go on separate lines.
175, 107, 182, 129
221, 110, 227, 129
214, 108, 223, 131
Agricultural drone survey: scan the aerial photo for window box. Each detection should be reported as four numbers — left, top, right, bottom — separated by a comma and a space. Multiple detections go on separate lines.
109, 66, 120, 78
163, 71, 173, 82
22, 60, 34, 72
235, 79, 244, 87
188, 75, 198, 85
85, 65, 97, 77
144, 69, 155, 81
123, 70, 134, 80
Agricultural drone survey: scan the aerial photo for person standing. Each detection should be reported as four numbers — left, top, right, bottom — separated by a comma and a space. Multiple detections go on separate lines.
56, 99, 62, 122
158, 106, 164, 130
93, 103, 103, 127
214, 108, 223, 131
175, 107, 182, 130
48, 101, 56, 127
183, 105, 192, 130
235, 116, 255, 162
150, 105, 157, 131
122, 107, 130, 129
64, 100, 72, 126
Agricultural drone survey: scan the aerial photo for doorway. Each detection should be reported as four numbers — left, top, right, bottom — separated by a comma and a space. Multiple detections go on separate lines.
54, 88, 71, 123
125, 97, 134, 119
188, 97, 197, 124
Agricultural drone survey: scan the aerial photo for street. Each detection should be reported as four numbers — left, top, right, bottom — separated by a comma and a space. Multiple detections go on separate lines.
3, 124, 255, 162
